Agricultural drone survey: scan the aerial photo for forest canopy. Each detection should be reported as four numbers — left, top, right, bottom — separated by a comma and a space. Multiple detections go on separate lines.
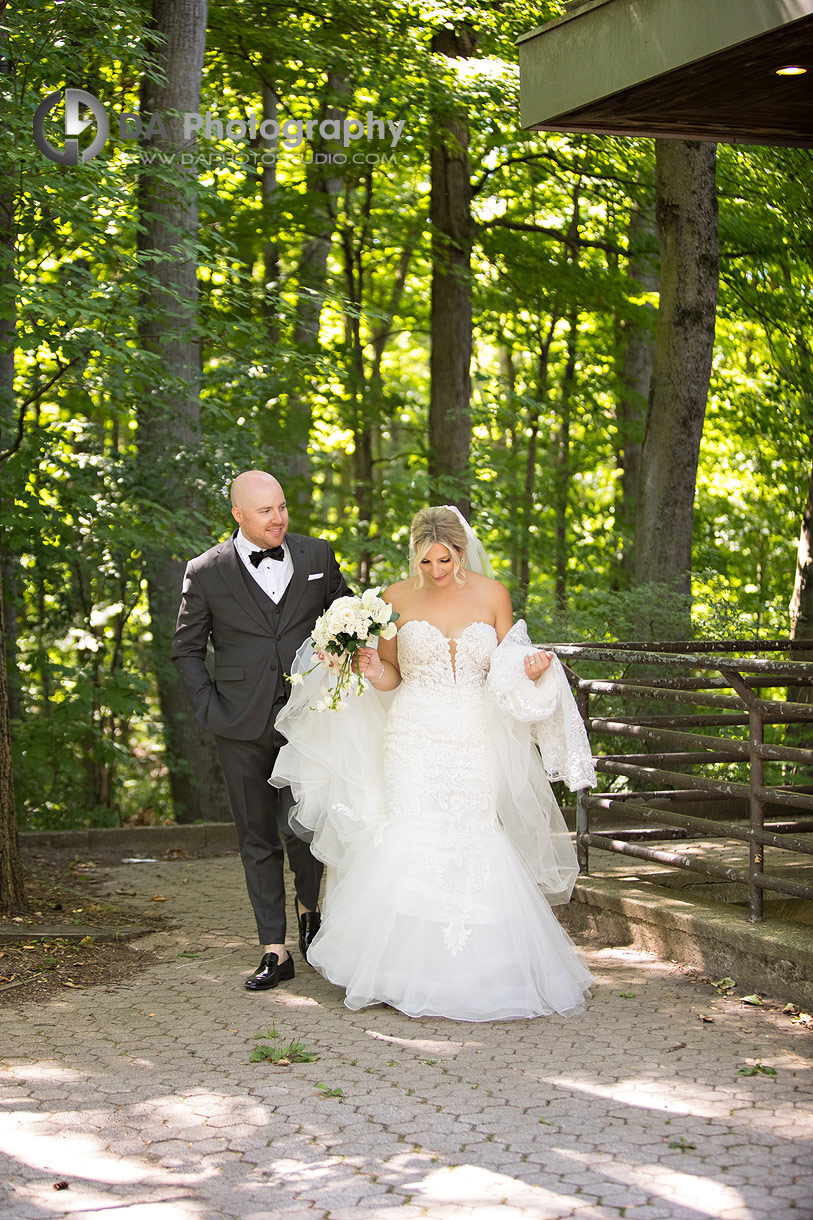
1, 0, 811, 832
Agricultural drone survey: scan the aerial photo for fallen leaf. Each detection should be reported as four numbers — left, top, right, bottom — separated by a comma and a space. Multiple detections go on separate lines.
712, 977, 736, 991
150, 895, 168, 902
699, 1015, 714, 1023
740, 994, 763, 1006
665, 1042, 687, 1052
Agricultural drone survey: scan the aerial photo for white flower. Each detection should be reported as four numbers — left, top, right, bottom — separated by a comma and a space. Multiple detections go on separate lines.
289, 672, 304, 686
309, 590, 397, 712
312, 621, 331, 649
373, 602, 392, 626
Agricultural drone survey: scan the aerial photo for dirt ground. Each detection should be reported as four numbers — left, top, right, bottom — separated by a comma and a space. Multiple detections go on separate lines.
0, 848, 168, 1003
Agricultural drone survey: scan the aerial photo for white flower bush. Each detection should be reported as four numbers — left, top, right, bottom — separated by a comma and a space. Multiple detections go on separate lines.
288, 588, 398, 712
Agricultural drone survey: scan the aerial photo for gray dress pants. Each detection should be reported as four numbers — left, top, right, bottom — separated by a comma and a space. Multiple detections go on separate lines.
215, 704, 322, 945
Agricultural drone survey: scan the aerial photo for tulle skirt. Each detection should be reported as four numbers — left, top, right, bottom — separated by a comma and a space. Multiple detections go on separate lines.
307, 807, 594, 1022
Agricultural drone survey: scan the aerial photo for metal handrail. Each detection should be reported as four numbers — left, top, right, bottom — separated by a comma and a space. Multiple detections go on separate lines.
560, 639, 813, 922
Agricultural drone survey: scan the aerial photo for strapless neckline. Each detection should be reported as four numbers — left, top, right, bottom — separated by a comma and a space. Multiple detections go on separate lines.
398, 619, 497, 643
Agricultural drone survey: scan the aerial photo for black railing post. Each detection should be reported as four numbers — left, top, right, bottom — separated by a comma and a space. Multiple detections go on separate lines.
748, 703, 765, 922
721, 664, 766, 924
576, 682, 590, 873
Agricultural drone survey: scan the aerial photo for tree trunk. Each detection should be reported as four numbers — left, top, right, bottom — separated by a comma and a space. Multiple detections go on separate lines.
554, 315, 578, 620
137, 0, 230, 823
634, 140, 719, 631
428, 26, 477, 516
279, 72, 351, 528
2, 556, 19, 721
0, 554, 25, 915
517, 317, 557, 615
260, 81, 281, 344
616, 202, 658, 587
0, 44, 25, 909
339, 185, 375, 583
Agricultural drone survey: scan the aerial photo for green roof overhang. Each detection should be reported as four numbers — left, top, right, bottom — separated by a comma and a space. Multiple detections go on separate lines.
518, 0, 813, 147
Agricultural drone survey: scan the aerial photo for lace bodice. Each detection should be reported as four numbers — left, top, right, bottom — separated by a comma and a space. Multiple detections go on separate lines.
396, 619, 498, 691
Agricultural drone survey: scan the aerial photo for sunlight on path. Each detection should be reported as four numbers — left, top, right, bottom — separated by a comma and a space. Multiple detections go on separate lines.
1, 854, 811, 1220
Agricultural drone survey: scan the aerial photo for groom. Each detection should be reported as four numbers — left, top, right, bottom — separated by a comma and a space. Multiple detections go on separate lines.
171, 470, 351, 990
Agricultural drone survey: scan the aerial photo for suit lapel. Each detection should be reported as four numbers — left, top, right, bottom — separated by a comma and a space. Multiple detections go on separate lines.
278, 534, 310, 634
215, 531, 273, 632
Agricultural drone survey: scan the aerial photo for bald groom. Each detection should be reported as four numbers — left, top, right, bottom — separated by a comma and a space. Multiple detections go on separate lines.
172, 471, 351, 989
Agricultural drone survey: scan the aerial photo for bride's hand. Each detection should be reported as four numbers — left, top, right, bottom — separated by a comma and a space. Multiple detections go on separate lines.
354, 646, 384, 682
524, 649, 553, 680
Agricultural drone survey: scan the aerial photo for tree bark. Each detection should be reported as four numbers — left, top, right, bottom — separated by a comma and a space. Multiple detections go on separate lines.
428, 26, 477, 516
137, 0, 230, 823
634, 140, 719, 628
0, 41, 25, 911
517, 317, 557, 615
0, 551, 24, 915
616, 202, 658, 587
260, 81, 280, 344
339, 180, 375, 583
554, 314, 578, 619
278, 72, 351, 528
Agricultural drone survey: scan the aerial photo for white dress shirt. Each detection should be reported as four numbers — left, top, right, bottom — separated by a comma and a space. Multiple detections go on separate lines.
234, 529, 294, 604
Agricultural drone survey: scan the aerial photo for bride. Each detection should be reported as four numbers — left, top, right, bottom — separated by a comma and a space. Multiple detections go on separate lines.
271, 506, 596, 1022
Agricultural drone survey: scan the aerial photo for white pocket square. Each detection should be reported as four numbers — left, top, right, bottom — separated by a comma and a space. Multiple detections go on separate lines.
307, 572, 324, 580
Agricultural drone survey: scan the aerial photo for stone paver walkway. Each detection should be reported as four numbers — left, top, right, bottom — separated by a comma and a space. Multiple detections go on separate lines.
1, 853, 812, 1220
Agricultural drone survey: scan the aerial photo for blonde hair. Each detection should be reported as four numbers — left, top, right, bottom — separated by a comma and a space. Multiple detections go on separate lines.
410, 507, 468, 588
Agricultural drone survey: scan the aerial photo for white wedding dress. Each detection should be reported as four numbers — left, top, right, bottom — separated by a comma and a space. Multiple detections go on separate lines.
271, 619, 595, 1022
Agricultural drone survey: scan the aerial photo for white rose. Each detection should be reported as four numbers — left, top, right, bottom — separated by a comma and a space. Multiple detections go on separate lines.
289, 672, 304, 686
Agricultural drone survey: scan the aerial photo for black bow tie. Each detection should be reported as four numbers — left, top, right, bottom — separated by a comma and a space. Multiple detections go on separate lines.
249, 545, 285, 567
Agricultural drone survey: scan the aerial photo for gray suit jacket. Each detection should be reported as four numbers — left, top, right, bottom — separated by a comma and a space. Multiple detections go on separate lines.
171, 530, 351, 740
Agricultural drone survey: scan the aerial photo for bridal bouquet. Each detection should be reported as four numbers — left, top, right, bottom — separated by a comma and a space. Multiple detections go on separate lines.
290, 589, 398, 712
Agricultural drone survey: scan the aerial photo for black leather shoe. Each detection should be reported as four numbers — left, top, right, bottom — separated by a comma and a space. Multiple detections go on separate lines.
244, 952, 295, 991
298, 909, 321, 957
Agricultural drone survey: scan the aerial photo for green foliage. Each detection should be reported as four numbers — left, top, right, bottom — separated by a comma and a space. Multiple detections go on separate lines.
738, 1062, 777, 1077
315, 1081, 344, 1097
3, 0, 812, 828
250, 1028, 319, 1064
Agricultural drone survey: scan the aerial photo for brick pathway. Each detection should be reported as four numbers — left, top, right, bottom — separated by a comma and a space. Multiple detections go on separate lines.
1, 853, 812, 1220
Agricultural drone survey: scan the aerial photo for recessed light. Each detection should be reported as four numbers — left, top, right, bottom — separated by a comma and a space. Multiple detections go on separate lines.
776, 65, 807, 75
